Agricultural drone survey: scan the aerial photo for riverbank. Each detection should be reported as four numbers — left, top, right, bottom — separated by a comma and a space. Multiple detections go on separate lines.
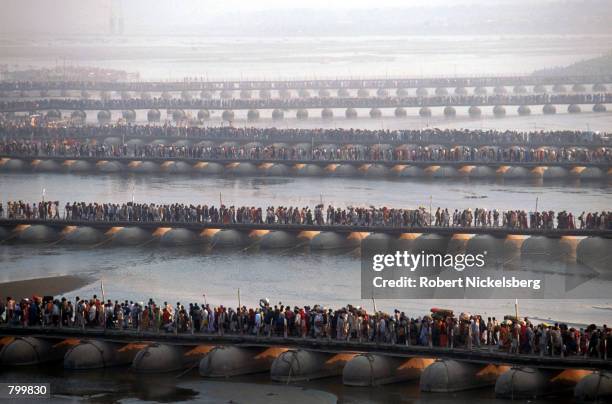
0, 274, 96, 299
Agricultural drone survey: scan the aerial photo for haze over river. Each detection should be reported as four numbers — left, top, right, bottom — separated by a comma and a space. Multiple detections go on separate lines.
2, 34, 611, 80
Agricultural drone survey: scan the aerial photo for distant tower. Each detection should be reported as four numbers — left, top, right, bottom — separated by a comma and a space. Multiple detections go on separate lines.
110, 0, 124, 35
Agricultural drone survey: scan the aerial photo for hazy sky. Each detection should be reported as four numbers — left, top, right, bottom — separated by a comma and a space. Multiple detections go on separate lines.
171, 0, 539, 10
1, 0, 610, 35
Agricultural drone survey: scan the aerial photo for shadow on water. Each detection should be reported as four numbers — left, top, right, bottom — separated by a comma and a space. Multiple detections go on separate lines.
1, 364, 199, 403
0, 364, 580, 403
199, 371, 578, 404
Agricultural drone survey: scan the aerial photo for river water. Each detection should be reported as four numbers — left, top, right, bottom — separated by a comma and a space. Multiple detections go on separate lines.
0, 365, 580, 404
1, 33, 611, 402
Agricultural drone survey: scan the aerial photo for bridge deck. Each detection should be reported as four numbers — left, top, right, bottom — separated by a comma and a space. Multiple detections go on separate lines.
1, 326, 609, 370
1, 218, 610, 237
2, 74, 611, 91
2, 133, 609, 149
1, 94, 611, 113
2, 154, 609, 169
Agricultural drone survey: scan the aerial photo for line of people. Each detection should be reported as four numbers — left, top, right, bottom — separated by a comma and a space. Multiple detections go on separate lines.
1, 122, 609, 147
1, 138, 609, 164
3, 75, 611, 91
1, 295, 610, 359
2, 93, 611, 112
1, 67, 132, 86
2, 200, 610, 230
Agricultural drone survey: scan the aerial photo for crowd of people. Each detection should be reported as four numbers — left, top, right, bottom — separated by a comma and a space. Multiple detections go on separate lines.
1, 138, 609, 164
1, 67, 133, 86
1, 93, 610, 113
1, 74, 610, 92
1, 200, 610, 230
1, 78, 609, 363
1, 294, 610, 359
1, 120, 609, 147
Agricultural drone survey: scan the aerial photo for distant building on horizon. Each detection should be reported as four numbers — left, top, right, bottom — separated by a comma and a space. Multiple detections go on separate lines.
110, 0, 124, 35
